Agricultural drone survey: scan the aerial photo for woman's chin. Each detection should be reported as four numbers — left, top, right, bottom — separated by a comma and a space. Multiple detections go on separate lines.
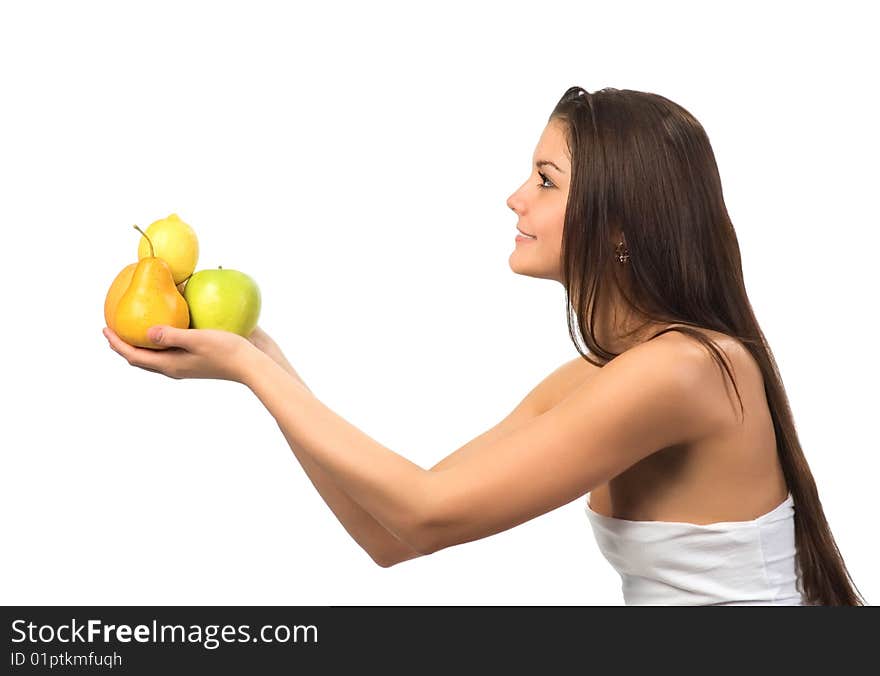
508, 256, 562, 283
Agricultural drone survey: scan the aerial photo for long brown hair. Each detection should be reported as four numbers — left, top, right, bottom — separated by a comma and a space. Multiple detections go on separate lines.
551, 86, 866, 606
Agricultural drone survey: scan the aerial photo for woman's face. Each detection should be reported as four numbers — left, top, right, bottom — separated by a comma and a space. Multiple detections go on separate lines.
507, 118, 571, 283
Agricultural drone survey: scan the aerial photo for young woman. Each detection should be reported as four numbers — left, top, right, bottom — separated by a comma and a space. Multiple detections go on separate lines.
103, 86, 866, 606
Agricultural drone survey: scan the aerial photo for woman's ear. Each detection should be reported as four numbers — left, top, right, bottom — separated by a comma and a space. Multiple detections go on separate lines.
609, 228, 626, 248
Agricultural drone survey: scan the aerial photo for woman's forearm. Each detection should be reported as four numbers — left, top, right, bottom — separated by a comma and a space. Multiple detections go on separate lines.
255, 354, 424, 567
241, 349, 433, 554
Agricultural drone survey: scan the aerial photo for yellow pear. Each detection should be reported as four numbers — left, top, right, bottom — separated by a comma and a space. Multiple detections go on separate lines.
104, 261, 138, 333
137, 213, 199, 285
116, 225, 190, 349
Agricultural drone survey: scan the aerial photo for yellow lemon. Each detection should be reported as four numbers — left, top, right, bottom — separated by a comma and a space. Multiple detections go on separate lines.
136, 213, 199, 285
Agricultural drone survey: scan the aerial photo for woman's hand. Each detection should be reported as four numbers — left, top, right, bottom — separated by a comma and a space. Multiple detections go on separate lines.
103, 324, 258, 384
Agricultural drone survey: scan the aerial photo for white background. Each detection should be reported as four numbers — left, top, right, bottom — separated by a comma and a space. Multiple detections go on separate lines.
1, 0, 876, 605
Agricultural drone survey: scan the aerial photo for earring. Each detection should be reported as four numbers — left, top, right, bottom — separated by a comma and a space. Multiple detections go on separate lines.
615, 240, 630, 264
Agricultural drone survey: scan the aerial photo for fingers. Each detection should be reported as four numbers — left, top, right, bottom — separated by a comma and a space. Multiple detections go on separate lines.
148, 325, 194, 350
104, 327, 165, 373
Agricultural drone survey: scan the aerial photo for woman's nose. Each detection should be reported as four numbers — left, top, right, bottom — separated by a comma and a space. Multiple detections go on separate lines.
507, 192, 522, 215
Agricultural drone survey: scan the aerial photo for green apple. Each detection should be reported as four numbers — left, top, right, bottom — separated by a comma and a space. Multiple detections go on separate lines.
183, 266, 261, 337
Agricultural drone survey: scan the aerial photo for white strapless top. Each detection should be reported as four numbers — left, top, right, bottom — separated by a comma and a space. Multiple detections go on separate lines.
584, 492, 806, 605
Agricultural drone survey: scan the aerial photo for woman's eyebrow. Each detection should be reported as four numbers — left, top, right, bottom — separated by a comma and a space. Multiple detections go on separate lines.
536, 160, 565, 174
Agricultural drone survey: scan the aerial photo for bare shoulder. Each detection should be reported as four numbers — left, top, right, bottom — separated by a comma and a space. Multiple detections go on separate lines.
538, 326, 749, 425
540, 332, 717, 414
644, 327, 754, 425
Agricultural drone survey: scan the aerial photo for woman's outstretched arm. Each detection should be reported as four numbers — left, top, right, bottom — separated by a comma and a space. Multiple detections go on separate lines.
242, 333, 724, 559
106, 324, 719, 563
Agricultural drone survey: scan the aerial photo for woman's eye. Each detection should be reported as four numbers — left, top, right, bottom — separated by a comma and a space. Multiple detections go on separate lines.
537, 171, 554, 189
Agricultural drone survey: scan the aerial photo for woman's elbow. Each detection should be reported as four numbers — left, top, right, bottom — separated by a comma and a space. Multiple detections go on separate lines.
373, 546, 428, 568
